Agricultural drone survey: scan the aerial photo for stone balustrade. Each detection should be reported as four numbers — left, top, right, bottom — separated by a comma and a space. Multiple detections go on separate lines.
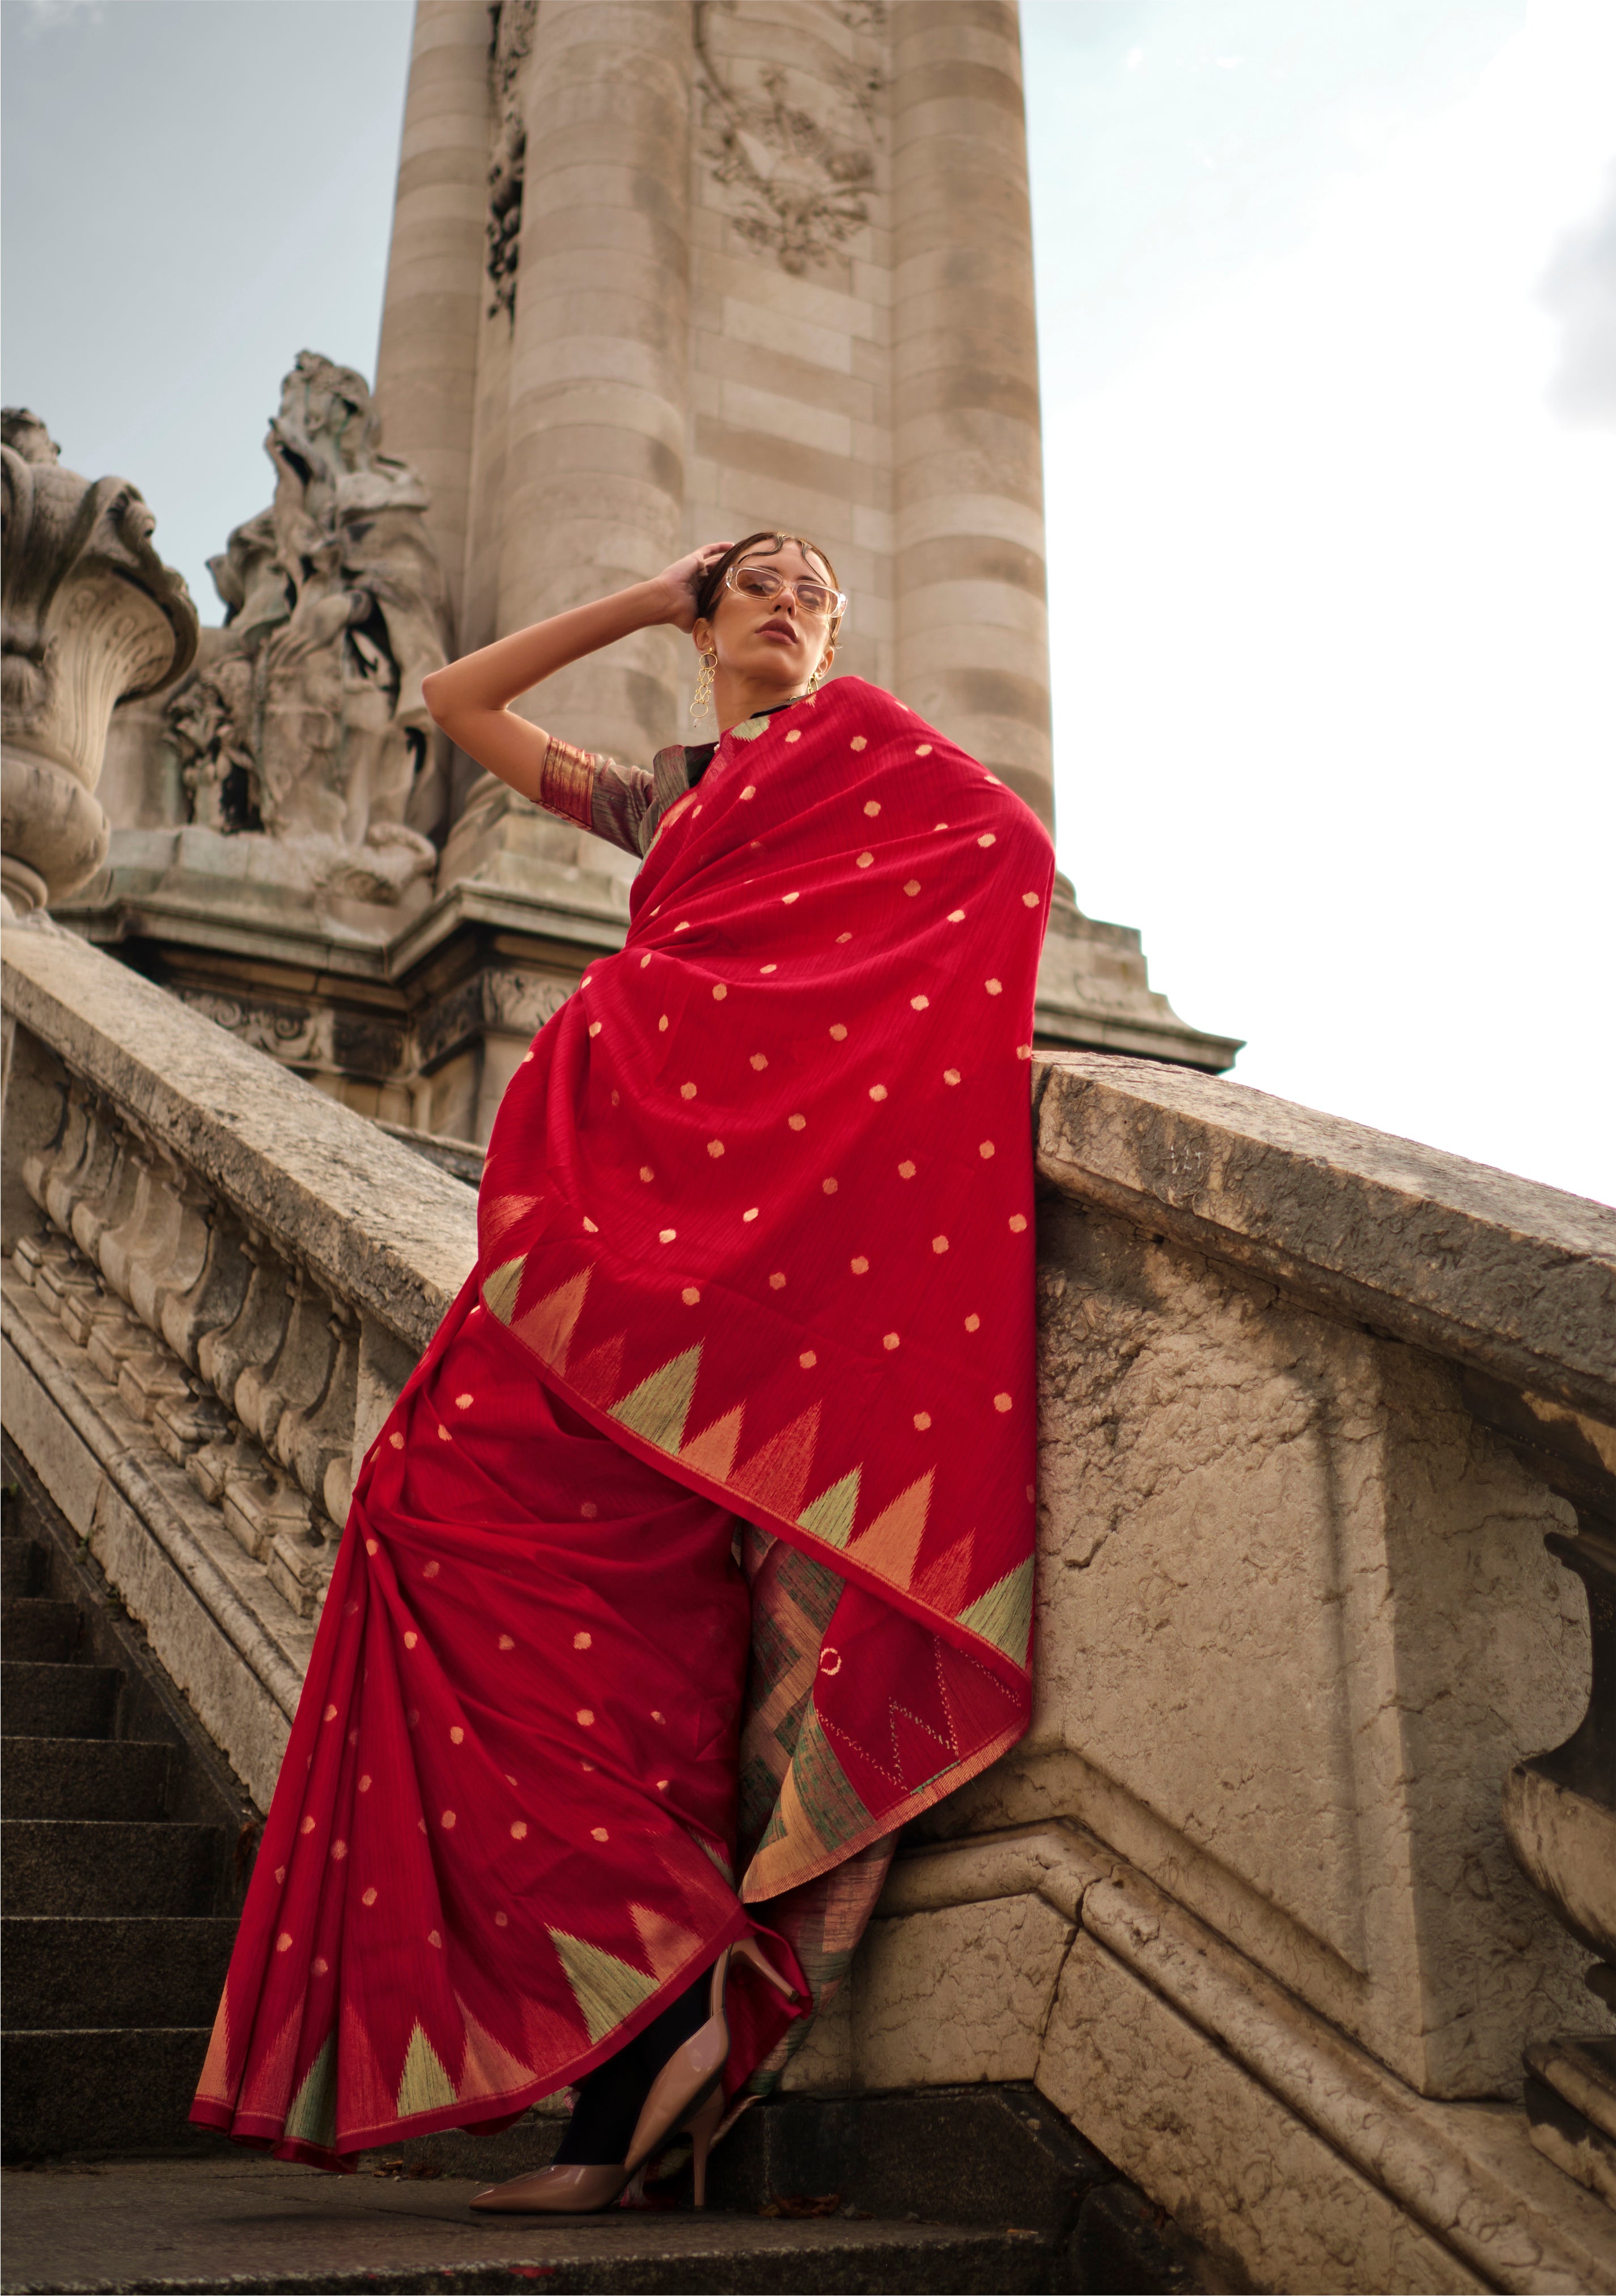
3, 919, 1613, 2291
1, 915, 475, 1798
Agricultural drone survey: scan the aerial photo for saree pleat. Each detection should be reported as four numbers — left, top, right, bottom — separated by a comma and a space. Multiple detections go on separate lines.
196, 674, 1050, 2166
194, 1288, 800, 2166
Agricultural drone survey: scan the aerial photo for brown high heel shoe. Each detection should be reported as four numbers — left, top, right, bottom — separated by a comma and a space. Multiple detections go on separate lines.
468, 1935, 800, 2216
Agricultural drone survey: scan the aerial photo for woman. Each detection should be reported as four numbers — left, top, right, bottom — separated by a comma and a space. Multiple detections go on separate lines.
192, 531, 1053, 2213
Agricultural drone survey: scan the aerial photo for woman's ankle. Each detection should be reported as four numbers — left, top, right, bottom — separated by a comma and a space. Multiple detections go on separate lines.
551, 1959, 716, 2166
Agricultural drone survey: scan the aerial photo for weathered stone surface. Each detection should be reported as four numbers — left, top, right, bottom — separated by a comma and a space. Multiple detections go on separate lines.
864, 1824, 1616, 2295
958, 1177, 1594, 2099
367, 0, 1235, 1070
2, 1915, 235, 2030
0, 2158, 1053, 2295
855, 1894, 1074, 2090
709, 2081, 1120, 2245
1500, 1515, 1616, 2206
0, 919, 481, 1801
2, 920, 476, 1348
7, 925, 1613, 2286
3, 1277, 303, 1807
60, 832, 630, 1146
163, 353, 453, 883
1504, 1763, 1616, 1970
1034, 1052, 1616, 1421
0, 411, 197, 916
1041, 1931, 1482, 2295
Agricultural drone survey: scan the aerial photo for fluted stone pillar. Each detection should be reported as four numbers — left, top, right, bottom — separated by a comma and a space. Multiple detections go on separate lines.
890, 0, 1054, 831
496, 0, 694, 759
372, 0, 494, 635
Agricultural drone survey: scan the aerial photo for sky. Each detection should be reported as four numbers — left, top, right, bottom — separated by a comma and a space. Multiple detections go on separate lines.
3, 0, 1613, 1203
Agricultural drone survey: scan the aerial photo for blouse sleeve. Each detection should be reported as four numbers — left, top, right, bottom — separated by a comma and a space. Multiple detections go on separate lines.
535, 733, 654, 859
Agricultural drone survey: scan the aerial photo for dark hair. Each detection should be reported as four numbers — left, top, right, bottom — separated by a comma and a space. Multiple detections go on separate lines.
694, 529, 844, 631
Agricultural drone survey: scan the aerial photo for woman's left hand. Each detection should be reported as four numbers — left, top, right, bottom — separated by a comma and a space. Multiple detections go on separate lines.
655, 542, 733, 633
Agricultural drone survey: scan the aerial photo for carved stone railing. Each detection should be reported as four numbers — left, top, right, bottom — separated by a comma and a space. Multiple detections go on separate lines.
3, 924, 1613, 2290
1, 916, 474, 1796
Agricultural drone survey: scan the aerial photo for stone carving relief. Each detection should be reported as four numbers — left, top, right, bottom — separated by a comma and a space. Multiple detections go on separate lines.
176, 987, 408, 1087
414, 968, 572, 1071
0, 410, 197, 915
176, 992, 336, 1071
486, 0, 537, 322
164, 352, 453, 903
693, 0, 884, 275
14, 1087, 359, 1621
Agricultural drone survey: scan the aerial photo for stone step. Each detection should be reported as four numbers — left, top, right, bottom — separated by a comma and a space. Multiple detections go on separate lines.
0, 2155, 1058, 2293
2, 1596, 82, 1663
1, 1734, 172, 1821
1, 1534, 43, 1599
2, 1916, 236, 2030
1, 1659, 121, 1741
0, 2028, 217, 2160
2, 1819, 222, 1917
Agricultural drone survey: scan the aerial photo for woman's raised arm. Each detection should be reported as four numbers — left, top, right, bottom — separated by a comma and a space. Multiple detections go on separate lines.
421, 545, 730, 798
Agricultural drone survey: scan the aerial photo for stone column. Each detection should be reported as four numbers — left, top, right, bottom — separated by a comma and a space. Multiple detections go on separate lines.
495, 0, 694, 759
372, 0, 494, 636
890, 0, 1054, 831
1, 413, 197, 918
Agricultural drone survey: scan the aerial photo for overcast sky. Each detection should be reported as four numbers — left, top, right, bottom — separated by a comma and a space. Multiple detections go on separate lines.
4, 0, 1612, 1203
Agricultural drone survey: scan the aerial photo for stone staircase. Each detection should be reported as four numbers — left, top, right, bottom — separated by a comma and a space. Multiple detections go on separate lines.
1, 1435, 255, 2162
0, 1457, 1204, 2289
0, 2087, 1201, 2294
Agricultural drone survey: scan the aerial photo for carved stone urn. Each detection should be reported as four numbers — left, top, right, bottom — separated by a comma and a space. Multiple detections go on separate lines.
1, 409, 197, 917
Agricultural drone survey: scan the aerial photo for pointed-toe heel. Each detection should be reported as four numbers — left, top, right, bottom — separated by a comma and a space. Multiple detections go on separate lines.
467, 2161, 630, 2213
467, 1944, 747, 2217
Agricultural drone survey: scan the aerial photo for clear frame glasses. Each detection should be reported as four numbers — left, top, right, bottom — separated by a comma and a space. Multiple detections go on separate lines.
725, 562, 847, 623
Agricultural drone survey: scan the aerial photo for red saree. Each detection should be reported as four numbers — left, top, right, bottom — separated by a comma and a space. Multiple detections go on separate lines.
193, 674, 1053, 2168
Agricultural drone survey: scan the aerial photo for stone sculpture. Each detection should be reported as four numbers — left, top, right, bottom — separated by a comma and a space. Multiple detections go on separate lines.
693, 0, 883, 275
486, 0, 536, 320
165, 351, 453, 903
0, 410, 197, 917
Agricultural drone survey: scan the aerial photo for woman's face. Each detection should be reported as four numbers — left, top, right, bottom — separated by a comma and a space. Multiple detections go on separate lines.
694, 541, 837, 695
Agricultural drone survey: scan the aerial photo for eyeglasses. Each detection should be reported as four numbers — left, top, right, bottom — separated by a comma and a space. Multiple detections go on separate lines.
725, 562, 847, 623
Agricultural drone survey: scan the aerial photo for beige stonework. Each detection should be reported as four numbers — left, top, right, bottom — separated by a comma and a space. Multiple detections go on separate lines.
383, 0, 1047, 813
1013, 1201, 1588, 2098
372, 0, 494, 637
6, 926, 1610, 2289
851, 1826, 1616, 2292
0, 414, 197, 918
65, 0, 1235, 1134
1041, 1933, 1482, 2295
368, 0, 1237, 1071
856, 1892, 1072, 2091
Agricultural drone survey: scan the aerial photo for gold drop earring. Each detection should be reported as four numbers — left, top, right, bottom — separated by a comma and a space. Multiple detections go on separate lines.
690, 650, 717, 722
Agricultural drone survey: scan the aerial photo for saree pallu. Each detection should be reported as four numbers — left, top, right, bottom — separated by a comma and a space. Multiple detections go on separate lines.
194, 674, 1053, 2168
